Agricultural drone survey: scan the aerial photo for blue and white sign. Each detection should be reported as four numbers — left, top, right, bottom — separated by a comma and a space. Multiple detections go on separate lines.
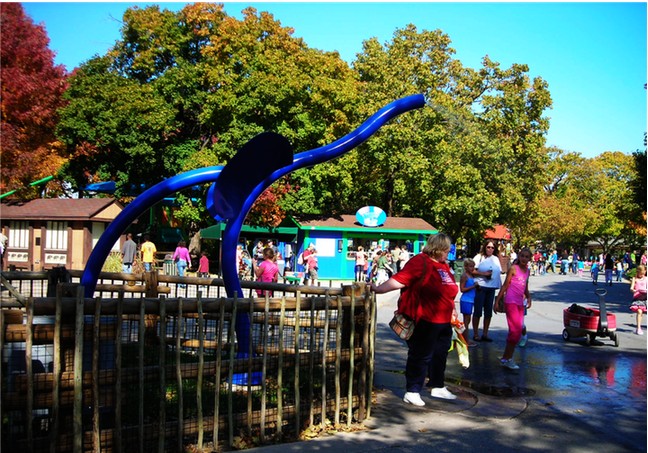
356, 206, 387, 227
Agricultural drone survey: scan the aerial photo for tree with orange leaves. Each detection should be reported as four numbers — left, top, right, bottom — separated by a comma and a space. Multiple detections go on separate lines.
0, 3, 68, 198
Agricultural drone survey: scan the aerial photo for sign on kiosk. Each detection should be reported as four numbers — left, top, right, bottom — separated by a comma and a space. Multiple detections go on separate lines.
355, 206, 387, 227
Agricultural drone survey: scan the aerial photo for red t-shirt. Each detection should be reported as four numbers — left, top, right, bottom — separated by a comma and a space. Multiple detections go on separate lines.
393, 253, 458, 324
198, 256, 209, 273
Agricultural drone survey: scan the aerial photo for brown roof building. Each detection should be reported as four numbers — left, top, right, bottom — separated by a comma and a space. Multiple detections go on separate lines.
1, 198, 124, 271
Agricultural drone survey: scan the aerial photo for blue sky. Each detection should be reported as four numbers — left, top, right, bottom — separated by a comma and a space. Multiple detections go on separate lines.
22, 2, 647, 159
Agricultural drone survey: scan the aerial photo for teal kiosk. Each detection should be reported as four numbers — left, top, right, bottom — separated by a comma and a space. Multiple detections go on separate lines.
293, 208, 438, 281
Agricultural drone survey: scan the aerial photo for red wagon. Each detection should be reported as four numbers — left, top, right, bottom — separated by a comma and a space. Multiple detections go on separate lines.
562, 288, 619, 347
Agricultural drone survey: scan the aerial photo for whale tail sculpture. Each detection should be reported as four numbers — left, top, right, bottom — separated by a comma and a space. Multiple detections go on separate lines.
208, 132, 293, 221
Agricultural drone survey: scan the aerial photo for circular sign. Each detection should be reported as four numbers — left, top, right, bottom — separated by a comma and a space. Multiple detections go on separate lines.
356, 206, 387, 227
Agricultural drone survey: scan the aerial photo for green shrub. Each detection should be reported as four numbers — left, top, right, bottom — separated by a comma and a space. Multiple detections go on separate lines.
102, 251, 123, 272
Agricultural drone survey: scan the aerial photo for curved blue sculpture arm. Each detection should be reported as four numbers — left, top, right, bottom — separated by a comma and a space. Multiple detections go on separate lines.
82, 94, 425, 301
80, 94, 425, 372
81, 166, 224, 297
217, 94, 426, 298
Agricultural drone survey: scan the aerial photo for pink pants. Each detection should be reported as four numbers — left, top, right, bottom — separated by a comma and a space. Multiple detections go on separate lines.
504, 303, 525, 345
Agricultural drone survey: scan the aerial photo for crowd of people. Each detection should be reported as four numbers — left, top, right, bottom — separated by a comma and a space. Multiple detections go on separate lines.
113, 228, 647, 410
526, 248, 646, 284
352, 244, 411, 284
370, 234, 647, 408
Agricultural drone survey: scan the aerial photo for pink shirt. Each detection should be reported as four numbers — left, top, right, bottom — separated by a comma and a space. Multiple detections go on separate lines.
258, 260, 279, 283
172, 246, 191, 262
633, 276, 647, 299
504, 264, 529, 306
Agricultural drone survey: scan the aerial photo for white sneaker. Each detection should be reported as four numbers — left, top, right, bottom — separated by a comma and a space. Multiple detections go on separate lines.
500, 358, 520, 370
636, 329, 644, 335
403, 392, 425, 406
430, 387, 457, 400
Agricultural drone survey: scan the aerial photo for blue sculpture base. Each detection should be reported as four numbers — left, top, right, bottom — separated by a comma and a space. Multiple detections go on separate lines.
232, 351, 263, 385
231, 371, 263, 386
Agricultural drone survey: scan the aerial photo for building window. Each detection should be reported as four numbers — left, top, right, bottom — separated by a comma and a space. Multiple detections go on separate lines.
8, 221, 29, 248
92, 222, 120, 252
46, 221, 68, 250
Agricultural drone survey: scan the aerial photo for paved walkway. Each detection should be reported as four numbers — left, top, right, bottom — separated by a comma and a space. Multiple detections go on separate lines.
248, 270, 646, 453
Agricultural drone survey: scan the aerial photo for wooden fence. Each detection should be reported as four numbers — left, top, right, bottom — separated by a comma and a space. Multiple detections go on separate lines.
0, 270, 375, 452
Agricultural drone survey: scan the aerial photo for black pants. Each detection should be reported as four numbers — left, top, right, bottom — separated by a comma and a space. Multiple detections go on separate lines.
405, 320, 452, 392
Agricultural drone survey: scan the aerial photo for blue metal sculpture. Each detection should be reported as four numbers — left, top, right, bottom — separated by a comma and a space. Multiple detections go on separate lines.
81, 93, 426, 355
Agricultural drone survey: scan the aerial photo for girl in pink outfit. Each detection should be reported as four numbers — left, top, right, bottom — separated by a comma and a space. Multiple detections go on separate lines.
630, 265, 647, 335
495, 248, 532, 370
253, 247, 279, 297
172, 240, 191, 278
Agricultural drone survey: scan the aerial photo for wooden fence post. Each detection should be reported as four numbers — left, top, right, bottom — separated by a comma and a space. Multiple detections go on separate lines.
73, 285, 85, 453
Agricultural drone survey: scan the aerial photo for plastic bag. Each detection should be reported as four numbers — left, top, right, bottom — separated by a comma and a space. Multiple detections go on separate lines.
450, 327, 470, 369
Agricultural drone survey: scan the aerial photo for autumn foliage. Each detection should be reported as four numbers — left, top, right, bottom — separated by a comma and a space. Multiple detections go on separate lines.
246, 181, 297, 227
0, 3, 68, 196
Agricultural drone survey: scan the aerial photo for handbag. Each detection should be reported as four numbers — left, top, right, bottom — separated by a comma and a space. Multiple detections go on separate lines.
389, 312, 416, 340
389, 255, 428, 340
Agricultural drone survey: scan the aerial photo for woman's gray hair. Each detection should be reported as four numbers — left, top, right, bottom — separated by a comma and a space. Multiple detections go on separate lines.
422, 233, 452, 259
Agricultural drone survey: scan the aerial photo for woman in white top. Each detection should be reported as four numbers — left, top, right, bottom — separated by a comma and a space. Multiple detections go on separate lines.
472, 240, 502, 342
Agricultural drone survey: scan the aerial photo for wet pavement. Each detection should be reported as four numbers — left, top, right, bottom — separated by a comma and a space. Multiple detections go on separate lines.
249, 269, 646, 453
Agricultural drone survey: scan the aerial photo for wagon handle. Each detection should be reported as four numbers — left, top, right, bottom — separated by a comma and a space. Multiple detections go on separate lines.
595, 288, 608, 330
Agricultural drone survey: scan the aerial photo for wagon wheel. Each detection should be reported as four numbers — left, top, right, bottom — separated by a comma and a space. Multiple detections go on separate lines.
586, 333, 596, 346
611, 332, 620, 347
562, 329, 570, 341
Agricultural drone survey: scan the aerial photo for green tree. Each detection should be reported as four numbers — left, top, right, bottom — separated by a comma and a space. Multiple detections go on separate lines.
630, 147, 646, 212
351, 25, 552, 244
524, 149, 588, 248
56, 4, 360, 229
476, 57, 552, 238
57, 56, 179, 196
530, 149, 643, 254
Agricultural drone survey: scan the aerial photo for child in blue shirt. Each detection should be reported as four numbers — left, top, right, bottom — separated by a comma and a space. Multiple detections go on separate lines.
459, 258, 479, 346
591, 262, 599, 285
577, 260, 585, 278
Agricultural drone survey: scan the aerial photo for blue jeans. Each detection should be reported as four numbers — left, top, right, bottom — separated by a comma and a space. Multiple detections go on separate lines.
474, 287, 496, 318
176, 259, 187, 277
144, 262, 152, 272
122, 263, 132, 274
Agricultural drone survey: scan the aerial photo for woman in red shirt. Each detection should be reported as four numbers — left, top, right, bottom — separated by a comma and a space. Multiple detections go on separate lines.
371, 233, 459, 407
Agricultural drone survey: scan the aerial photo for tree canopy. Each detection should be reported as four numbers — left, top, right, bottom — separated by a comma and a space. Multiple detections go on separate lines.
4, 3, 645, 252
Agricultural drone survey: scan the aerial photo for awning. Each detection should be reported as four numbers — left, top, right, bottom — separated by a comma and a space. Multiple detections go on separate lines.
484, 225, 511, 240
201, 223, 298, 240
84, 181, 116, 193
